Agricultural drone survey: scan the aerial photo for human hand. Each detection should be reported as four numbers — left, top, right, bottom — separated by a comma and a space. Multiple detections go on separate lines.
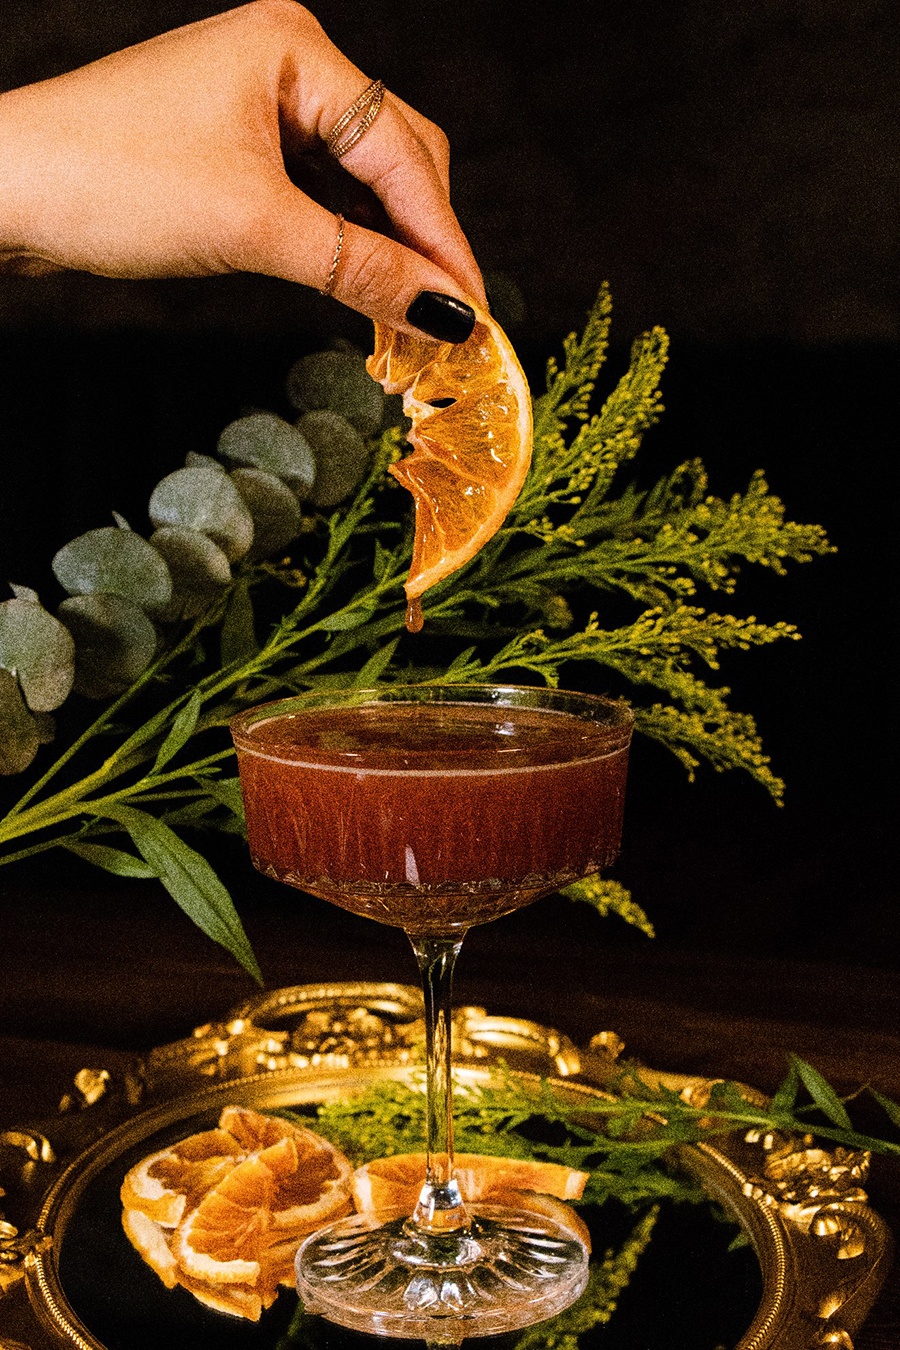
0, 0, 484, 341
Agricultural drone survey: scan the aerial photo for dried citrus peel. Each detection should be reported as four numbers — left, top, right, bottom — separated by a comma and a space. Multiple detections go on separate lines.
366, 309, 533, 632
120, 1107, 353, 1321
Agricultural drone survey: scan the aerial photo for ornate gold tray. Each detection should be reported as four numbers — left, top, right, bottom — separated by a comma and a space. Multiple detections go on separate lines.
0, 983, 892, 1349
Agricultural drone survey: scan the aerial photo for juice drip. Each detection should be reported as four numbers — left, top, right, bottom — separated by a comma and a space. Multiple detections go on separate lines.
405, 597, 424, 633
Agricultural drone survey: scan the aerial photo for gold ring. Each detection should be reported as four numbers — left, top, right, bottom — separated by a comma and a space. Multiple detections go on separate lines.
326, 79, 385, 159
321, 214, 344, 297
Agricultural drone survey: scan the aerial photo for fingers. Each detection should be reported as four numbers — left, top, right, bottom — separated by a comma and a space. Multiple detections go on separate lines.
275, 5, 485, 306
234, 187, 478, 341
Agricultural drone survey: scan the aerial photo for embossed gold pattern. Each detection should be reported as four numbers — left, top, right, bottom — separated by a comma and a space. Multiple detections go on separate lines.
0, 984, 893, 1350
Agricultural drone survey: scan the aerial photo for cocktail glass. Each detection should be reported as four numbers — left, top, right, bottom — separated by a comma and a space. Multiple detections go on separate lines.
231, 684, 633, 1342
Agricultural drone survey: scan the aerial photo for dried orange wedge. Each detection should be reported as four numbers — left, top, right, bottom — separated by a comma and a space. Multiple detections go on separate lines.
121, 1128, 245, 1227
366, 309, 532, 629
351, 1151, 588, 1217
173, 1132, 353, 1284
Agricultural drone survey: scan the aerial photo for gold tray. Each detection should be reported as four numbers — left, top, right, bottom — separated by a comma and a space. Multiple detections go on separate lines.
0, 983, 892, 1349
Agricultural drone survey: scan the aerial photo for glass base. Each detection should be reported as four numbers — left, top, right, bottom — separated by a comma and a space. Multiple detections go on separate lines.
295, 1203, 590, 1343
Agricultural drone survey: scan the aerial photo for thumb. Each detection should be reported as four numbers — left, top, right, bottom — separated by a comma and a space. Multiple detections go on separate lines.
239, 191, 478, 344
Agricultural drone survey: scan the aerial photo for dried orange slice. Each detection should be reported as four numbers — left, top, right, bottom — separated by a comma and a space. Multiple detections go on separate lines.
173, 1132, 353, 1284
121, 1128, 244, 1227
122, 1207, 179, 1288
351, 1151, 588, 1217
367, 310, 532, 628
486, 1187, 592, 1252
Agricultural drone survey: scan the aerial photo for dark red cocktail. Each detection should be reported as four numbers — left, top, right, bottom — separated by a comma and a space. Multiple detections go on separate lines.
231, 686, 633, 1341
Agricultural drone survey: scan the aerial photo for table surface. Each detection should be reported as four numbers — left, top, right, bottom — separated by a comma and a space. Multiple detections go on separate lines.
2, 872, 899, 1347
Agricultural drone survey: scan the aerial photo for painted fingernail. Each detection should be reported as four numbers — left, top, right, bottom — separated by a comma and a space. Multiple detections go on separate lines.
406, 292, 476, 344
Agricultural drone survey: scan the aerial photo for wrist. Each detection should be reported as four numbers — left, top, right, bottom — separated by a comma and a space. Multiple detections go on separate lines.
0, 86, 60, 274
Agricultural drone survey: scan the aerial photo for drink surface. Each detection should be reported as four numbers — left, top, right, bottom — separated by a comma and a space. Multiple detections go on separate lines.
234, 701, 630, 934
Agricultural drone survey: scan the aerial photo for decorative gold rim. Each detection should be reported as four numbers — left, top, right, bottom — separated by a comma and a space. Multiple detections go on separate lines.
0, 983, 892, 1350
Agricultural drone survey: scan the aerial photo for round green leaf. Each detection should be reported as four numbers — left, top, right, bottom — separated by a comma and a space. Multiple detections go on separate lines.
286, 350, 385, 436
149, 526, 232, 621
149, 467, 254, 563
0, 594, 75, 711
0, 668, 40, 775
216, 414, 316, 499
298, 410, 371, 508
231, 468, 303, 559
52, 527, 172, 612
185, 451, 227, 473
58, 593, 158, 699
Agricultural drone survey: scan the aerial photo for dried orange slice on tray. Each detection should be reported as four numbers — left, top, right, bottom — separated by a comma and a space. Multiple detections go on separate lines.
352, 1150, 588, 1224
367, 309, 533, 630
121, 1106, 353, 1321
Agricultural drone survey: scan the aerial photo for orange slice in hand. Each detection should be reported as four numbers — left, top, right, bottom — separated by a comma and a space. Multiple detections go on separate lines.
352, 1151, 588, 1216
366, 310, 532, 630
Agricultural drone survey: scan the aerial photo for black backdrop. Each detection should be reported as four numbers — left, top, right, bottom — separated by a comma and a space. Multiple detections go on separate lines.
0, 0, 895, 972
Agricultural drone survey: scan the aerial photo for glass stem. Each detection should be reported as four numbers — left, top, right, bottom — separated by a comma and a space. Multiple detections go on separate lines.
409, 933, 469, 1234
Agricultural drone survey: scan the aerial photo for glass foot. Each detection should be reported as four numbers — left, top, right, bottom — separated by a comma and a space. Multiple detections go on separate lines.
296, 1203, 590, 1342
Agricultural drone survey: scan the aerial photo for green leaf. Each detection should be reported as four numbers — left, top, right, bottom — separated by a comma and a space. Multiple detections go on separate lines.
149, 467, 254, 563
286, 350, 385, 436
52, 526, 172, 612
153, 691, 202, 772
0, 593, 75, 711
149, 526, 231, 621
299, 410, 371, 508
217, 413, 316, 498
770, 1060, 800, 1119
220, 579, 258, 666
63, 840, 156, 878
58, 594, 158, 699
0, 668, 40, 775
319, 602, 377, 632
354, 638, 400, 686
94, 803, 262, 983
202, 776, 246, 826
870, 1088, 900, 1131
231, 468, 302, 560
792, 1055, 853, 1129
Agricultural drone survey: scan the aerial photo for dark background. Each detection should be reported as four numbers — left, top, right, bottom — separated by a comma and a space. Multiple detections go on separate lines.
0, 0, 896, 1008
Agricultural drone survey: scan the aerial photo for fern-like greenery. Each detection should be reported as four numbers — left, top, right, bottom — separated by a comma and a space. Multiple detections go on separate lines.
0, 287, 833, 975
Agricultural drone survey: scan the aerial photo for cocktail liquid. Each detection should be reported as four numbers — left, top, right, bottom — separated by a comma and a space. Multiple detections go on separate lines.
234, 701, 630, 934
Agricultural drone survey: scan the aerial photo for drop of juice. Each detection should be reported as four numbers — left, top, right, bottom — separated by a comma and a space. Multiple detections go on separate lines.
405, 597, 424, 633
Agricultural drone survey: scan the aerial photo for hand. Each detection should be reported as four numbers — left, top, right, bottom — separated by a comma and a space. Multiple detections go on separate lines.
0, 0, 485, 340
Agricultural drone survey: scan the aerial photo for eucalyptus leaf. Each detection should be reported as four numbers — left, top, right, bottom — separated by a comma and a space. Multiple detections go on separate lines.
95, 802, 262, 983
217, 413, 316, 499
0, 594, 75, 711
298, 410, 371, 508
52, 527, 172, 612
220, 579, 258, 666
153, 690, 202, 772
185, 452, 226, 472
0, 668, 40, 775
149, 526, 231, 621
58, 593, 158, 699
149, 467, 254, 563
286, 350, 385, 436
62, 840, 156, 878
231, 468, 303, 559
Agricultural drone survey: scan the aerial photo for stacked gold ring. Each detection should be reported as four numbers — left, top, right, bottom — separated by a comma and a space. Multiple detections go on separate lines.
326, 79, 386, 159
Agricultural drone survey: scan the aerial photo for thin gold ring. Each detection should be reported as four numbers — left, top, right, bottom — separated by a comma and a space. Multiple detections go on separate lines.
326, 79, 385, 159
321, 214, 344, 297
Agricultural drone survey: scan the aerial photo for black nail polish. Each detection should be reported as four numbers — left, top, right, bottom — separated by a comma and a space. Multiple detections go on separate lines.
406, 292, 476, 344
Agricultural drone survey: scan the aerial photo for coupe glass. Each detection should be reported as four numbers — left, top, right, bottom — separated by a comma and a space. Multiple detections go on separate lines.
231, 684, 633, 1342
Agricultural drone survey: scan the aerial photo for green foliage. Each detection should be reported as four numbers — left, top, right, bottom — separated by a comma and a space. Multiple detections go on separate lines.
0, 287, 833, 974
562, 876, 655, 938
